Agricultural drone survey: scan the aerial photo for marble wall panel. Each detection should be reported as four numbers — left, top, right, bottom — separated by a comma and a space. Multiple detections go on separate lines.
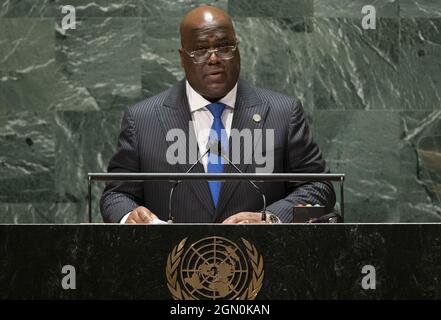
400, 18, 441, 110
229, 0, 313, 17
314, 110, 400, 222
314, 0, 399, 18
401, 0, 441, 18
312, 18, 400, 110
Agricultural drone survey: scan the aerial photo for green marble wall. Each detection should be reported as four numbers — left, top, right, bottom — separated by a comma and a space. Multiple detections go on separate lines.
0, 0, 440, 223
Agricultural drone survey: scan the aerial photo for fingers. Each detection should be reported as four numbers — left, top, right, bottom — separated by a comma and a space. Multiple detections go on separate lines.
222, 212, 263, 224
125, 206, 158, 224
223, 212, 247, 224
222, 215, 240, 224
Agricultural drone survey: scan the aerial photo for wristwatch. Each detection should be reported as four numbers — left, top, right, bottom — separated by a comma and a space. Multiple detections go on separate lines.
261, 211, 281, 224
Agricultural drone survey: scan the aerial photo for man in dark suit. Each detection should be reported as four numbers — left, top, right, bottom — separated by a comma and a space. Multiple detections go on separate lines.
100, 6, 335, 224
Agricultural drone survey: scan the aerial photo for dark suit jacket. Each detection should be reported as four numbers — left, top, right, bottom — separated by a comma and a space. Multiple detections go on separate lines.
100, 79, 335, 223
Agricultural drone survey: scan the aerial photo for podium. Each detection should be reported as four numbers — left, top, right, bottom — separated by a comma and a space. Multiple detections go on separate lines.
1, 224, 440, 299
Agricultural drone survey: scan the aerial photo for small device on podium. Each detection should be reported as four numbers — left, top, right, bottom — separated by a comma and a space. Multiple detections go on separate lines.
293, 204, 327, 223
293, 204, 343, 223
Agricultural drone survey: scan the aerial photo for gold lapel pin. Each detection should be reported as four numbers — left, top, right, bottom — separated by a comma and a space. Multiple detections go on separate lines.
252, 113, 262, 123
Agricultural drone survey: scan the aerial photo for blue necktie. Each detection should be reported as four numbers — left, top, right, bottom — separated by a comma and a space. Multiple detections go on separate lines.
206, 103, 227, 207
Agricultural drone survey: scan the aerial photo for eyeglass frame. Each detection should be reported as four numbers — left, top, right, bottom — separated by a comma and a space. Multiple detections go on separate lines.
182, 40, 240, 64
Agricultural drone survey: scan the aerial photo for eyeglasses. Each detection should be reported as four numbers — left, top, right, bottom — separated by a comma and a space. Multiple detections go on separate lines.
182, 41, 239, 64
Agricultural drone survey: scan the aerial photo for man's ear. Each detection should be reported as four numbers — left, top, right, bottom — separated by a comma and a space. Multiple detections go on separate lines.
178, 48, 185, 68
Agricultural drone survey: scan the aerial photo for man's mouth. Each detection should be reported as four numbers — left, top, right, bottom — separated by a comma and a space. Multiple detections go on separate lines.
206, 70, 225, 81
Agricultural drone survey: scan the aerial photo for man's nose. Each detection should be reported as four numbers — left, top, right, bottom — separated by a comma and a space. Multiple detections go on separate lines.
207, 50, 221, 64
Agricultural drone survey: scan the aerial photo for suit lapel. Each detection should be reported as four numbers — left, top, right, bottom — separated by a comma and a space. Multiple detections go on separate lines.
215, 80, 270, 217
154, 80, 215, 215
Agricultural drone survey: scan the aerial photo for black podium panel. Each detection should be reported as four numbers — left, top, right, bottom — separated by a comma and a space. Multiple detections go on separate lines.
0, 224, 440, 299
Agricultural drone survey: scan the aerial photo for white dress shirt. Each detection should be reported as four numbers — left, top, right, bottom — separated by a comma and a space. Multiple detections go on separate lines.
120, 81, 238, 223
186, 80, 237, 172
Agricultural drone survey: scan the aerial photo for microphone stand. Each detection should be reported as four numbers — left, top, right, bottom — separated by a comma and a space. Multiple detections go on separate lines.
167, 145, 212, 223
168, 140, 268, 223
211, 140, 267, 218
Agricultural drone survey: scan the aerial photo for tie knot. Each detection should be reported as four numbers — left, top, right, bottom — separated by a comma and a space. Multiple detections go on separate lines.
206, 103, 225, 119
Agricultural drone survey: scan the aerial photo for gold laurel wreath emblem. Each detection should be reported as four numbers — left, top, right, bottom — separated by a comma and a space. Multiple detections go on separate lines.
166, 237, 264, 300
239, 238, 264, 300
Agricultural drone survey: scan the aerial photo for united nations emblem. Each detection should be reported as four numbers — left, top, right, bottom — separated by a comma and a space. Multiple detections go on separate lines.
166, 236, 264, 300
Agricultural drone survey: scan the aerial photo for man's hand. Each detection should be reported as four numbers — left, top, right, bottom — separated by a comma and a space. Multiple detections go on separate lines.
222, 212, 264, 224
125, 206, 158, 224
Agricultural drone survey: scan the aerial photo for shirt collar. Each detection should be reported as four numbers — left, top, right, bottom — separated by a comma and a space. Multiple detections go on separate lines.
186, 80, 237, 112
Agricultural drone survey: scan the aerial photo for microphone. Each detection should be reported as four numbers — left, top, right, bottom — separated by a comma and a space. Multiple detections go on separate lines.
168, 139, 268, 223
208, 139, 267, 217
167, 142, 214, 223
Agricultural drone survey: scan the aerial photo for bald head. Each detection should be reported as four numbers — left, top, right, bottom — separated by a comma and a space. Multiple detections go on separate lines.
180, 6, 235, 43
